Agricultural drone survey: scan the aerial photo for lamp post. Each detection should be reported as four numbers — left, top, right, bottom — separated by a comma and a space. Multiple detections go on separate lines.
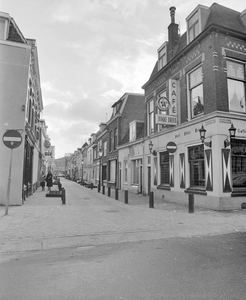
224, 123, 236, 148
98, 148, 103, 192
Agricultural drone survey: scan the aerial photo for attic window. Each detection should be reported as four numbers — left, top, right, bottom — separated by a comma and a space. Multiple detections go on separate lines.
0, 18, 7, 40
158, 43, 167, 70
187, 11, 199, 43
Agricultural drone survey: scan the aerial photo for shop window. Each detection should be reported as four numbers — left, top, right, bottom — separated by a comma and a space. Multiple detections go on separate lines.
188, 145, 205, 188
160, 151, 169, 185
227, 60, 246, 113
102, 165, 107, 181
124, 161, 128, 182
132, 159, 141, 185
231, 139, 246, 189
148, 99, 154, 135
109, 160, 116, 182
189, 66, 204, 119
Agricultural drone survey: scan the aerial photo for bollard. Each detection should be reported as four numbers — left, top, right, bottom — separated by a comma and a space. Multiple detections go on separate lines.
102, 185, 105, 195
98, 184, 100, 193
108, 187, 111, 197
90, 183, 93, 190
61, 188, 66, 205
188, 194, 194, 213
149, 191, 154, 208
115, 188, 118, 200
124, 190, 128, 204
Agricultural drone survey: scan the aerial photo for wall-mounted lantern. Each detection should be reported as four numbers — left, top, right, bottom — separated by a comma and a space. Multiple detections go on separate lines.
199, 125, 212, 148
149, 139, 157, 156
224, 123, 236, 148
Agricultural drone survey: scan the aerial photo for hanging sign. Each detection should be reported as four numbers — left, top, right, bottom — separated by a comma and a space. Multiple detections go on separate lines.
169, 79, 177, 116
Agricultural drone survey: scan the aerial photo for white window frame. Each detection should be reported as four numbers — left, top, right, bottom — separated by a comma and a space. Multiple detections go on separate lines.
148, 99, 154, 135
227, 59, 246, 113
158, 42, 167, 71
187, 65, 204, 120
129, 121, 136, 142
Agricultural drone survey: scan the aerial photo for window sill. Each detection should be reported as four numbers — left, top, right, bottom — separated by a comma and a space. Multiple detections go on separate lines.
185, 188, 207, 195
157, 185, 171, 191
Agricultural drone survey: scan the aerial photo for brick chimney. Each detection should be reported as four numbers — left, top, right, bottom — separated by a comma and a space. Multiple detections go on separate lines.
168, 7, 179, 58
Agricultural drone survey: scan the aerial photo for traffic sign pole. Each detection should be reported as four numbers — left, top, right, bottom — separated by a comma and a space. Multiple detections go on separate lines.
5, 148, 13, 215
2, 130, 23, 215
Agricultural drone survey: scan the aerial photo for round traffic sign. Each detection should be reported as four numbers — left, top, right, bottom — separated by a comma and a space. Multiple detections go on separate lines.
2, 130, 22, 149
166, 141, 177, 153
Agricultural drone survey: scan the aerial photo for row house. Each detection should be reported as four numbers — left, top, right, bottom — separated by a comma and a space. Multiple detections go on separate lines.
0, 12, 50, 205
65, 3, 246, 210
0, 12, 43, 205
141, 4, 246, 210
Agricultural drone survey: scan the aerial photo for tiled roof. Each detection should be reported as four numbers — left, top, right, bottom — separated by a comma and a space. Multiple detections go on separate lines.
206, 3, 246, 34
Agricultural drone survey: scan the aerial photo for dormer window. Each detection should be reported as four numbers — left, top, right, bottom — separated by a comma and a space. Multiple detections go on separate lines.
129, 121, 136, 142
186, 5, 210, 44
158, 42, 167, 71
0, 13, 9, 40
188, 11, 199, 42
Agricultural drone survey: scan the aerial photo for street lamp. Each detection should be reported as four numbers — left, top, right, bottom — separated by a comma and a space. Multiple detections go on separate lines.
224, 123, 236, 148
98, 148, 103, 192
199, 125, 212, 148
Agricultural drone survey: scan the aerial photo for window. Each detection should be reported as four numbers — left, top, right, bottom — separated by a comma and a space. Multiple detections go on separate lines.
160, 152, 169, 185
148, 99, 154, 135
227, 60, 246, 113
109, 131, 112, 152
231, 139, 246, 189
124, 161, 128, 182
129, 122, 136, 142
0, 17, 7, 40
132, 159, 141, 185
189, 66, 204, 118
109, 160, 116, 182
188, 11, 199, 42
188, 145, 205, 188
103, 141, 107, 156
102, 165, 107, 181
158, 43, 167, 70
114, 128, 118, 150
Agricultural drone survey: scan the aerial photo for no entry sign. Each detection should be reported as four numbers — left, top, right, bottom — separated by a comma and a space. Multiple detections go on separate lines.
166, 141, 177, 154
2, 130, 22, 149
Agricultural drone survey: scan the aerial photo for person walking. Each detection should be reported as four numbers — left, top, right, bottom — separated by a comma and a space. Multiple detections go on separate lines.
45, 171, 53, 192
40, 172, 46, 191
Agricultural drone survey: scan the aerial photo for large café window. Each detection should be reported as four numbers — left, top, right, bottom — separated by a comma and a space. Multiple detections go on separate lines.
188, 145, 205, 188
231, 139, 246, 189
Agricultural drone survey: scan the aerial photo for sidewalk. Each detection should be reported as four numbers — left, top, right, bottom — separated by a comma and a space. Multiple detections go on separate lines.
1, 179, 246, 254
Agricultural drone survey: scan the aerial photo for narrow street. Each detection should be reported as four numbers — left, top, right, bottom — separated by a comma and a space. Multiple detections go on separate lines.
1, 179, 246, 299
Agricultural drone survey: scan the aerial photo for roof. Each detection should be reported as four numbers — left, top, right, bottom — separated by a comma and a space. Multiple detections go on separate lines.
145, 3, 246, 85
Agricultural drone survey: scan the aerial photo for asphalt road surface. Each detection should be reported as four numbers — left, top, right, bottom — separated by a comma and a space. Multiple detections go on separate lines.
1, 232, 246, 300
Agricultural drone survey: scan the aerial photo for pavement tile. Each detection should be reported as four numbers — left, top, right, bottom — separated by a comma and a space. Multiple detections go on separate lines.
1, 179, 246, 253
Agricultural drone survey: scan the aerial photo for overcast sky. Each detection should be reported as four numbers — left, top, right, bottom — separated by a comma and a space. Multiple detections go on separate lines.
1, 0, 245, 158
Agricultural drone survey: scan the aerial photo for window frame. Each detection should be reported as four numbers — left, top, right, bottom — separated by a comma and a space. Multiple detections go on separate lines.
148, 99, 155, 135
227, 59, 246, 114
188, 65, 204, 119
160, 151, 170, 186
188, 144, 205, 189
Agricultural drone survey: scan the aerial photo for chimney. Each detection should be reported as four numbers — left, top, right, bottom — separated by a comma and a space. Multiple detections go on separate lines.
168, 6, 179, 58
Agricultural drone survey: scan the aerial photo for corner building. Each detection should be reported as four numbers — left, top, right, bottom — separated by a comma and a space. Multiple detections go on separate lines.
142, 4, 246, 210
